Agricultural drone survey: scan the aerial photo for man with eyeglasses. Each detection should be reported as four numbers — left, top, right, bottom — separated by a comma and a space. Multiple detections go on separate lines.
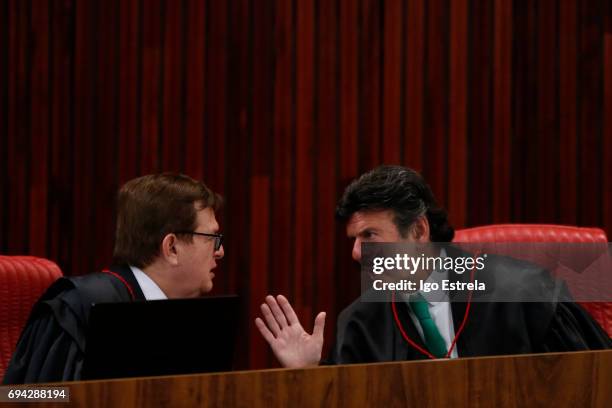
4, 173, 224, 384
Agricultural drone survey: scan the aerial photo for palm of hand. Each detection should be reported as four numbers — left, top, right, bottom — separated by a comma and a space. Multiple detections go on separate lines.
269, 322, 322, 368
255, 295, 326, 368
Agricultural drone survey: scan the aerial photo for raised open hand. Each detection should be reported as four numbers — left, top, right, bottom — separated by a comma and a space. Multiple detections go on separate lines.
255, 295, 326, 368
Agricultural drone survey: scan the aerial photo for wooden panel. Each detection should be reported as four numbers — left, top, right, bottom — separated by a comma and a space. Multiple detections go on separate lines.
29, 0, 49, 257
294, 0, 314, 321
423, 0, 448, 204
382, 0, 402, 164
72, 0, 96, 274
492, 0, 512, 223
604, 34, 612, 238
337, 0, 361, 313
607, 0, 612, 33
184, 0, 205, 178
598, 0, 610, 232
559, 0, 578, 225
92, 0, 119, 270
7, 0, 30, 254
339, 0, 358, 180
161, 0, 184, 173
359, 0, 382, 170
248, 0, 274, 368
140, 0, 162, 174
404, 0, 424, 170
270, 0, 294, 299
204, 0, 226, 193
48, 0, 74, 271
578, 0, 604, 227
31, 351, 612, 408
0, 0, 8, 250
316, 0, 339, 357
248, 176, 270, 369
510, 0, 536, 223
224, 0, 251, 366
447, 0, 468, 229
534, 0, 558, 223
468, 0, 493, 226
117, 0, 140, 184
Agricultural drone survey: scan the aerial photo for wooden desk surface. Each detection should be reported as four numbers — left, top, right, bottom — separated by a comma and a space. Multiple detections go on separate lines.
13, 350, 612, 407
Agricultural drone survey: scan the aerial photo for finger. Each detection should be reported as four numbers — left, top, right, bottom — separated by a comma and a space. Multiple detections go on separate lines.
255, 317, 277, 344
260, 302, 281, 337
312, 312, 326, 339
266, 294, 289, 328
277, 295, 300, 326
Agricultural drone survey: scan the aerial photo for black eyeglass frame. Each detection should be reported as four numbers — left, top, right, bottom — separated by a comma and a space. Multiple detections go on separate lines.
175, 231, 223, 251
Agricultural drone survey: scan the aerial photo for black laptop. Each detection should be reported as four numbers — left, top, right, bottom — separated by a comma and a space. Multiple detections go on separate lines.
81, 295, 239, 380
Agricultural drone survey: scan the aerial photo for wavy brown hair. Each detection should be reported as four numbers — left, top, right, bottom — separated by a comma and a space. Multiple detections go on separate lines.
112, 173, 222, 268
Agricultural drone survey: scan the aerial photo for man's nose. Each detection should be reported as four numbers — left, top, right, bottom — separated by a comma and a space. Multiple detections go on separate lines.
352, 239, 361, 262
214, 245, 224, 259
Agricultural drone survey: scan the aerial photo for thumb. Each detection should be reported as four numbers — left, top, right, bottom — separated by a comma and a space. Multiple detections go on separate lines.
312, 311, 326, 338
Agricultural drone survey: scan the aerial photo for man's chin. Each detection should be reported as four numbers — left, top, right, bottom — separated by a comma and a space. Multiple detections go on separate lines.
199, 281, 213, 295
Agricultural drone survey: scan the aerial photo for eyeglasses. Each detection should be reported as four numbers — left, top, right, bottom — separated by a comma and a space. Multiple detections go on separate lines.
176, 231, 224, 251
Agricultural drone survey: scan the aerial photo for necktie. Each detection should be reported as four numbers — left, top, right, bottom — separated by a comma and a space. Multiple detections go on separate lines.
409, 293, 448, 358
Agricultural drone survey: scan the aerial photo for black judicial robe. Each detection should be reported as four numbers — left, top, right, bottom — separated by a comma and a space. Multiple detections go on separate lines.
2, 265, 145, 384
328, 249, 612, 364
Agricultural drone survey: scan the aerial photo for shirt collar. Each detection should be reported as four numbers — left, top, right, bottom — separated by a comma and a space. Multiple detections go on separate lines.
129, 265, 168, 300
401, 248, 449, 305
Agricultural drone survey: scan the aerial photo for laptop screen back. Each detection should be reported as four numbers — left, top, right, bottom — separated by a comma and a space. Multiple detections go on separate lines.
81, 295, 239, 380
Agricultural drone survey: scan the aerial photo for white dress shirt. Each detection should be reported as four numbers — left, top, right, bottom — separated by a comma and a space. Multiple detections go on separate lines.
129, 265, 168, 300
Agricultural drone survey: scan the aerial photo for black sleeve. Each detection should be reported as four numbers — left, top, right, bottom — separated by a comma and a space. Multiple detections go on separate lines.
2, 272, 137, 384
324, 305, 375, 365
324, 301, 409, 365
539, 302, 612, 352
2, 302, 84, 384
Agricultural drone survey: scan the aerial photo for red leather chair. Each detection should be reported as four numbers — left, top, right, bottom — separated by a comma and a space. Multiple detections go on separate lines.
454, 224, 612, 337
0, 256, 62, 379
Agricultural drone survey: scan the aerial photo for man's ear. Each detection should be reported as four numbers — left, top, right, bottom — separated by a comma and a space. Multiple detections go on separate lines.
160, 233, 180, 265
410, 216, 431, 243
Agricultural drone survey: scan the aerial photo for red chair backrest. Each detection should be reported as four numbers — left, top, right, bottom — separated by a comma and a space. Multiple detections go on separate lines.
453, 224, 612, 338
0, 256, 62, 379
454, 224, 607, 243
